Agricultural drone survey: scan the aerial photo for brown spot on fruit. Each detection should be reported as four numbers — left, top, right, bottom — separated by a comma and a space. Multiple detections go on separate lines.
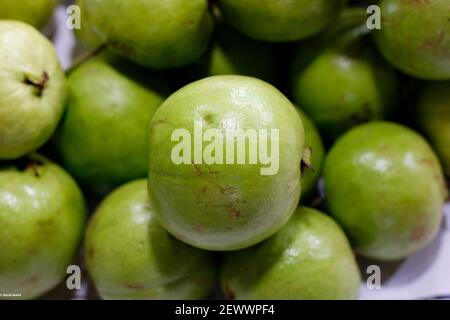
87, 246, 96, 260
225, 204, 241, 219
23, 276, 39, 286
23, 72, 49, 97
193, 164, 203, 177
225, 285, 235, 300
411, 224, 427, 241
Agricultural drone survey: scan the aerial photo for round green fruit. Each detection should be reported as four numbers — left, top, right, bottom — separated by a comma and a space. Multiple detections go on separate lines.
54, 53, 169, 193
219, 0, 347, 42
416, 82, 450, 176
82, 0, 214, 70
291, 11, 398, 141
297, 109, 324, 203
373, 0, 450, 80
0, 0, 58, 29
0, 154, 86, 300
324, 122, 447, 260
148, 75, 305, 251
85, 179, 217, 300
0, 21, 67, 160
220, 207, 361, 300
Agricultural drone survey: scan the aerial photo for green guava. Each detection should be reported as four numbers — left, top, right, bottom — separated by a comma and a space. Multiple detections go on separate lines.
219, 0, 347, 42
297, 109, 324, 203
416, 82, 450, 176
85, 179, 217, 300
82, 0, 214, 70
0, 0, 58, 29
0, 154, 86, 300
54, 52, 169, 194
148, 75, 305, 251
373, 0, 450, 80
290, 9, 398, 142
324, 122, 447, 260
220, 207, 361, 300
0, 21, 67, 160
74, 0, 103, 49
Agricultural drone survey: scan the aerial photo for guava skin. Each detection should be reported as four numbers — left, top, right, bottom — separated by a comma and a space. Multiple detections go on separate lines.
85, 180, 217, 300
290, 23, 398, 142
0, 0, 58, 29
82, 0, 214, 70
148, 76, 304, 251
0, 21, 67, 160
0, 154, 86, 300
54, 53, 169, 193
74, 0, 103, 49
373, 0, 450, 80
297, 109, 324, 203
219, 0, 348, 42
416, 82, 450, 176
220, 207, 361, 300
324, 122, 447, 260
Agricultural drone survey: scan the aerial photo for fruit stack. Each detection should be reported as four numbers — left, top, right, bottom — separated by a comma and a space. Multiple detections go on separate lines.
0, 0, 449, 300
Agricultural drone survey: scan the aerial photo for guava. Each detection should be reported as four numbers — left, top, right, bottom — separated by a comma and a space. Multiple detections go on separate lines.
324, 122, 447, 260
373, 0, 450, 80
85, 179, 217, 300
416, 82, 450, 176
82, 0, 214, 70
54, 52, 169, 194
290, 8, 398, 142
0, 21, 67, 160
148, 75, 305, 251
219, 0, 347, 42
0, 0, 58, 29
0, 154, 86, 300
220, 207, 361, 300
297, 109, 324, 203
74, 0, 103, 49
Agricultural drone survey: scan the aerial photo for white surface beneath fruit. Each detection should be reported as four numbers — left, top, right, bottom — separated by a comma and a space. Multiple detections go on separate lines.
51, 3, 450, 300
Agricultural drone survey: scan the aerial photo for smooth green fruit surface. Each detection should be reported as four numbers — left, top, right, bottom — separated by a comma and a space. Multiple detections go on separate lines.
373, 0, 450, 80
74, 0, 103, 49
148, 76, 304, 251
82, 0, 214, 69
219, 0, 347, 42
291, 11, 398, 141
297, 109, 324, 202
220, 207, 361, 300
324, 122, 447, 260
85, 179, 217, 300
0, 21, 67, 160
0, 154, 86, 300
0, 0, 58, 29
55, 53, 169, 193
417, 82, 450, 175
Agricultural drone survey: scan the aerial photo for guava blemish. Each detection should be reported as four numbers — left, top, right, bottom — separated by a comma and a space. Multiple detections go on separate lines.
23, 72, 49, 97
107, 39, 136, 57
193, 164, 203, 177
225, 285, 235, 300
410, 224, 426, 241
87, 246, 96, 260
16, 157, 44, 177
422, 30, 446, 53
23, 276, 40, 285
225, 204, 241, 219
195, 224, 204, 232
203, 114, 213, 124
125, 283, 145, 289
217, 185, 239, 196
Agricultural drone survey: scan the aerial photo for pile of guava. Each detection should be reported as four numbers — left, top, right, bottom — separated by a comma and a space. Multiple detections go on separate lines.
0, 0, 448, 301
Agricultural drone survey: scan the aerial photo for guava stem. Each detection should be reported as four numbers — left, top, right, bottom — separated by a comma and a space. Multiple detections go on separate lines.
23, 72, 49, 97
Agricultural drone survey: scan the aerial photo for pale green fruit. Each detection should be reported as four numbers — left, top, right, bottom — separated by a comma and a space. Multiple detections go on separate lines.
85, 179, 217, 300
54, 52, 169, 193
219, 0, 348, 42
0, 0, 58, 29
82, 0, 214, 69
0, 154, 86, 300
0, 21, 67, 160
416, 82, 450, 176
324, 122, 447, 260
221, 207, 361, 300
148, 76, 304, 251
